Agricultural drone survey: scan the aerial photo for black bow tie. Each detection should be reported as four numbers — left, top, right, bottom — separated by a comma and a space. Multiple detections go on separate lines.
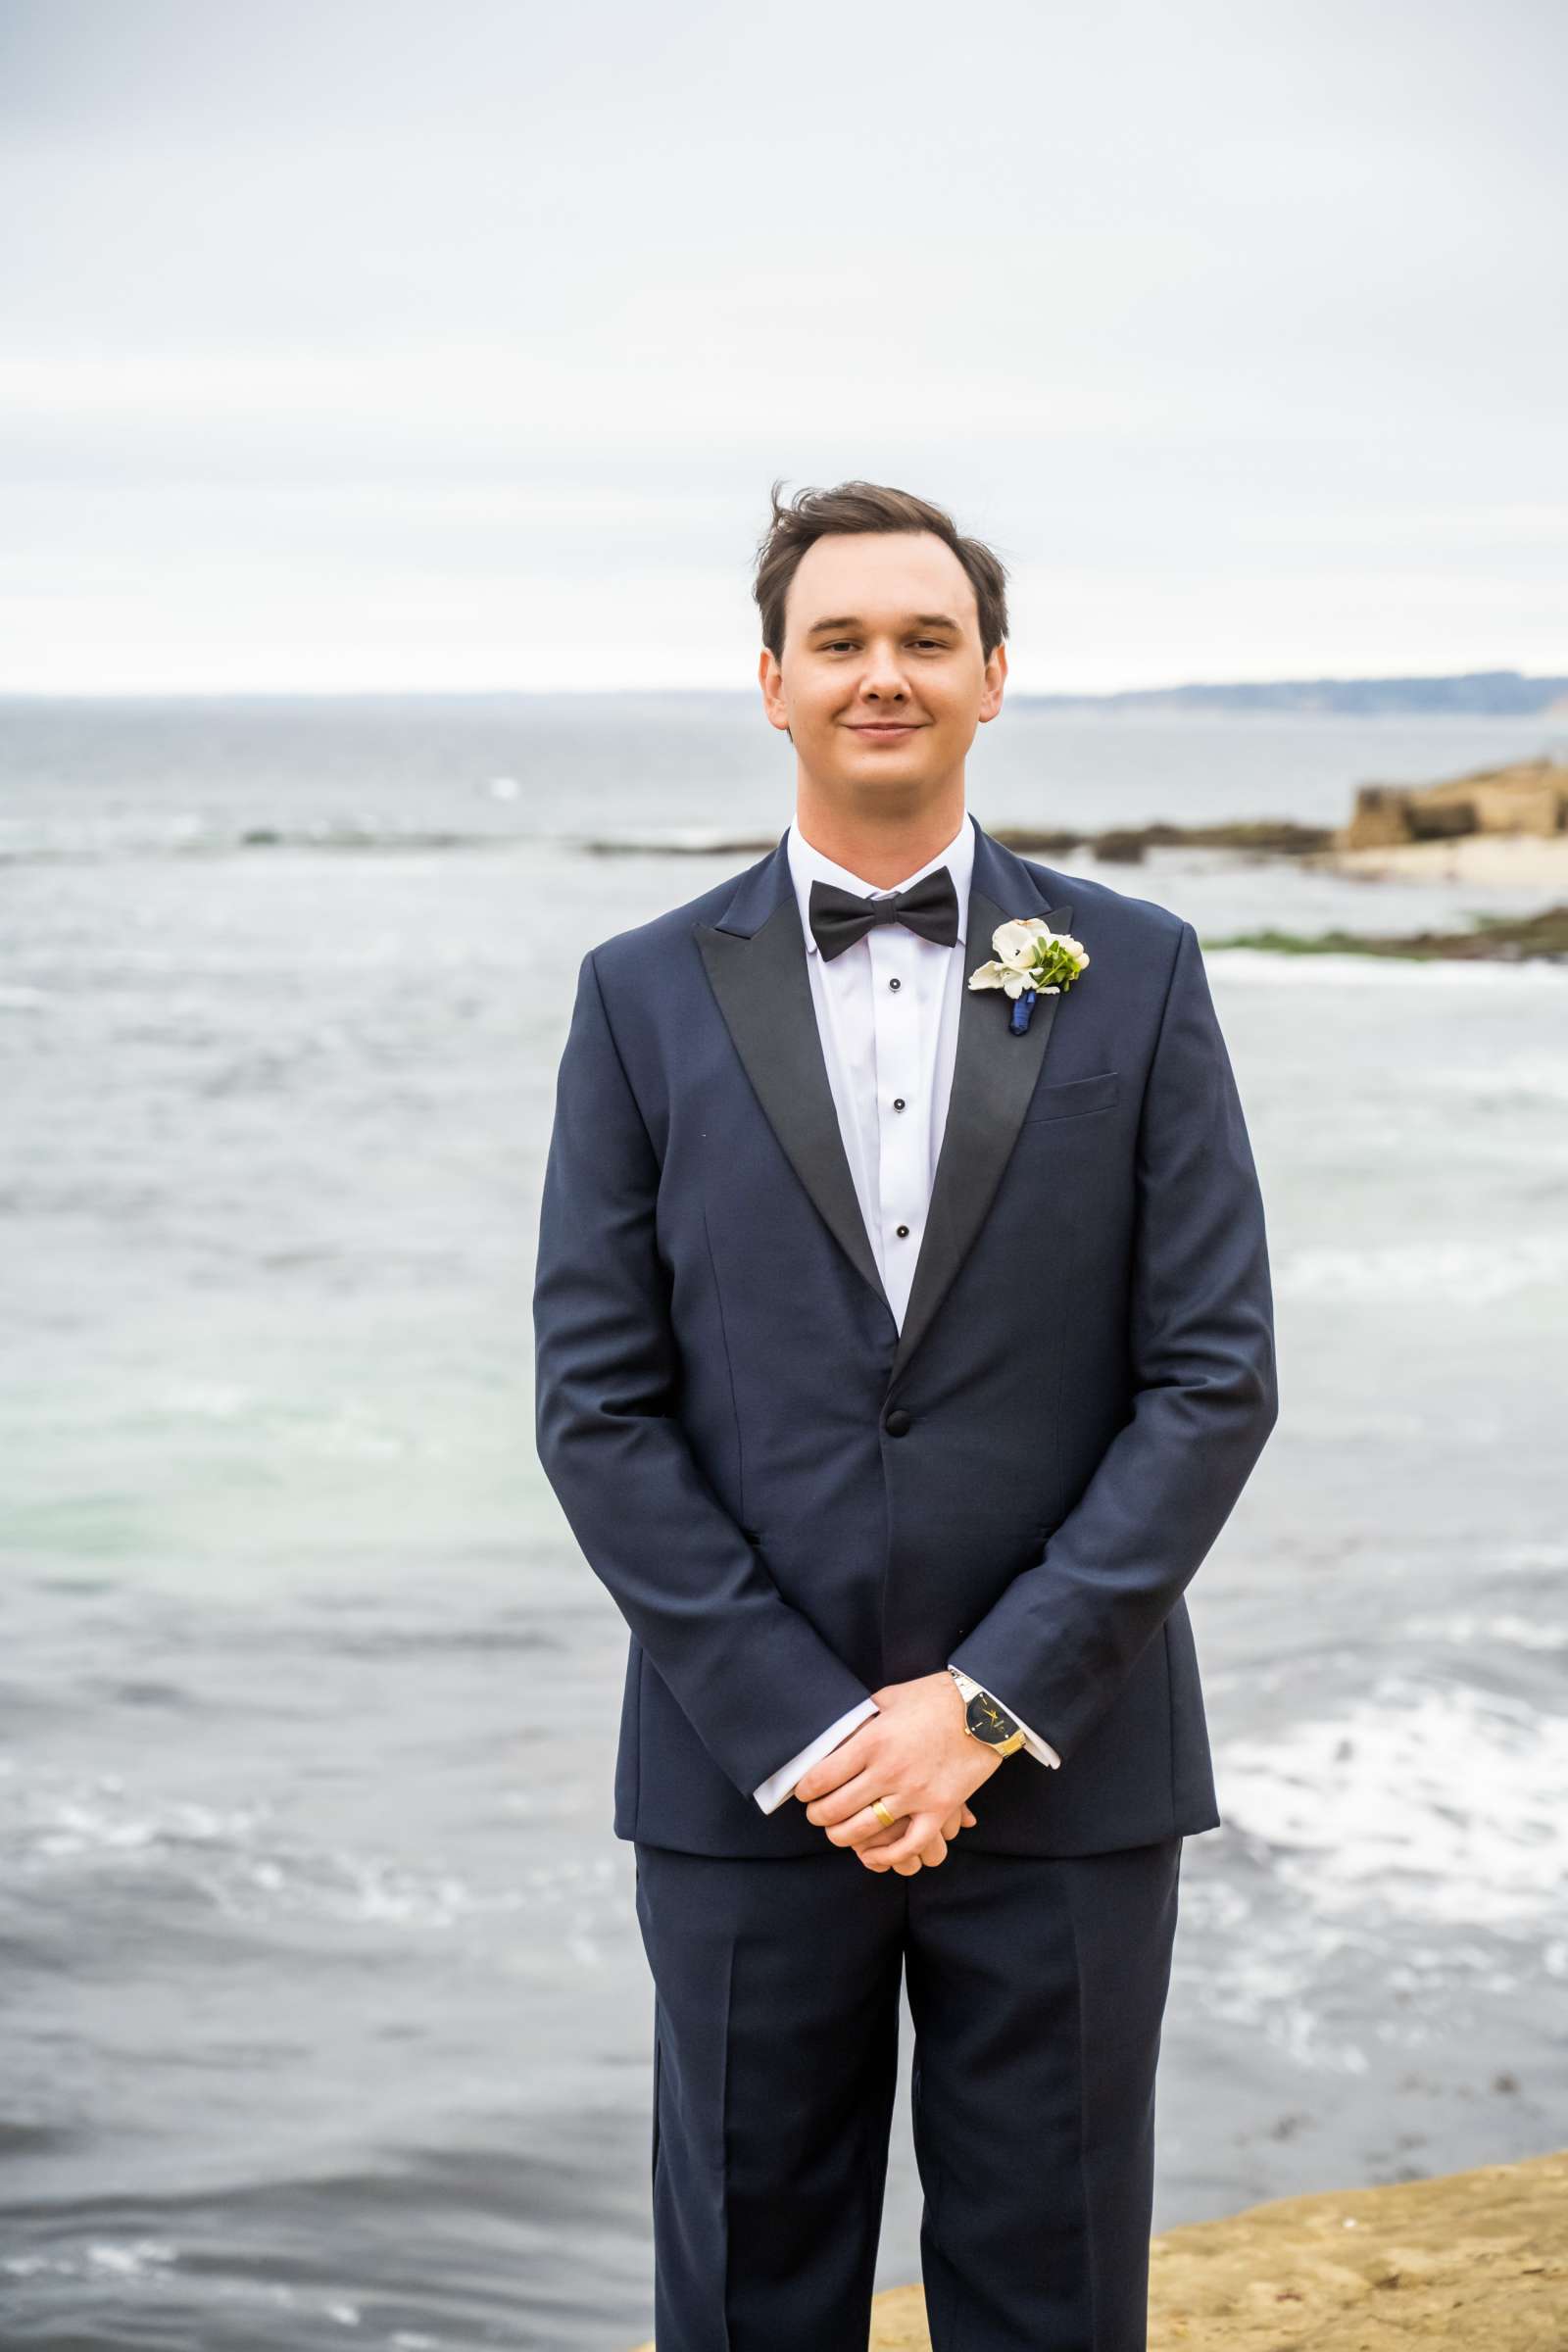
808, 864, 961, 961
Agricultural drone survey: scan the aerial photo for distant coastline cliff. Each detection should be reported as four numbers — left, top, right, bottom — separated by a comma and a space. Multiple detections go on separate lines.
1023, 669, 1568, 717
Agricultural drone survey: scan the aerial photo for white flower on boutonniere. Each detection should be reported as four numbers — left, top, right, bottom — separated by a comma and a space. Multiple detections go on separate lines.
967, 918, 1090, 1035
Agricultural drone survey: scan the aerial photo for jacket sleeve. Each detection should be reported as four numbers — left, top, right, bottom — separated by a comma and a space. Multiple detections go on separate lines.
949, 919, 1278, 1765
532, 949, 877, 1799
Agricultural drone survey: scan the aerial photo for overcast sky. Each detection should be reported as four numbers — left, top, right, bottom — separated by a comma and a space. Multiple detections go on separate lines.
2, 0, 1563, 693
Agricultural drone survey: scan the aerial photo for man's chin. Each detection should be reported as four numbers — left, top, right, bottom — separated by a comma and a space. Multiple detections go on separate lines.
821, 740, 943, 787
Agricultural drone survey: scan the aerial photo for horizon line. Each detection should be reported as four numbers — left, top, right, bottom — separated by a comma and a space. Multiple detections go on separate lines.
1, 666, 1565, 706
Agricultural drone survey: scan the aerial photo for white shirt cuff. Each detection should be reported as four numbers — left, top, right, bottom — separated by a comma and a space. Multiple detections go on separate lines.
753, 1696, 880, 1814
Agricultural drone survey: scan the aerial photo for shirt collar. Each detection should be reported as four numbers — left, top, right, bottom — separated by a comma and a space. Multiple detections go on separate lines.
786, 808, 973, 956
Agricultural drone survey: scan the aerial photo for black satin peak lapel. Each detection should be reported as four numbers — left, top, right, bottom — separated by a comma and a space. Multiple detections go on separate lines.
695, 887, 893, 1322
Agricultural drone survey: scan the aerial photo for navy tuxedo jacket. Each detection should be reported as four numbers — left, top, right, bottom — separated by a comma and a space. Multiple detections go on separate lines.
532, 816, 1278, 1857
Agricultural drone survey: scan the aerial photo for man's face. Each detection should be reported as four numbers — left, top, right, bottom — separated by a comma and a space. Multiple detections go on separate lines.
760, 530, 1005, 799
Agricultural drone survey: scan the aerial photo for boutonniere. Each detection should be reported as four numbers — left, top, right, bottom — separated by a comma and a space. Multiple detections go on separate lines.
967, 918, 1090, 1034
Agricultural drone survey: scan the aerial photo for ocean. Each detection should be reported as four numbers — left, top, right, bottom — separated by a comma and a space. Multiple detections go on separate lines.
3, 695, 1565, 2349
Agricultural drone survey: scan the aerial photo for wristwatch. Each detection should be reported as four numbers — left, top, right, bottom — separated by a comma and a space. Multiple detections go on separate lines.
948, 1667, 1028, 1758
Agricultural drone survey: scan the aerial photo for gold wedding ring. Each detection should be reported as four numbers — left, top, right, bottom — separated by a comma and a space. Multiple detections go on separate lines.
871, 1798, 898, 1829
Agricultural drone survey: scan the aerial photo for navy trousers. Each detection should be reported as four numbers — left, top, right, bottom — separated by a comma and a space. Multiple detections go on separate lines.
633, 1832, 1183, 2352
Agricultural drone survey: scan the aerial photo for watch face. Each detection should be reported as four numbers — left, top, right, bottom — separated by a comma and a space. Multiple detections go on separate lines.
965, 1690, 1021, 1747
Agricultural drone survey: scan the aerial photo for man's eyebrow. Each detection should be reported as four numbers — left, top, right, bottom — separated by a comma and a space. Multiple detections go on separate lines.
805, 612, 964, 634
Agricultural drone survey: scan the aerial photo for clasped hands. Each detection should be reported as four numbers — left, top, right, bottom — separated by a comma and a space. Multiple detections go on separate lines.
790, 1669, 1004, 1876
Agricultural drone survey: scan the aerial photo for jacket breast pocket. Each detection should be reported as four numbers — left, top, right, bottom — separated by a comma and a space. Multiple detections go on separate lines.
1019, 1069, 1120, 1127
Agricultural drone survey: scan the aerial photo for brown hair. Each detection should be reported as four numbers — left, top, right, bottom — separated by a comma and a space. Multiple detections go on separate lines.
752, 478, 1010, 663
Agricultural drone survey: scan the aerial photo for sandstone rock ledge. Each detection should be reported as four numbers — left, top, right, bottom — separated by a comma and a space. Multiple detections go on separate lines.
626, 2147, 1567, 2349
1340, 759, 1568, 850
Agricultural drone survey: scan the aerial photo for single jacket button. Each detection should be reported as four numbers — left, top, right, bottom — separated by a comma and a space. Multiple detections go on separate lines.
884, 1407, 911, 1437
889, 976, 901, 989
893, 1096, 906, 1110
895, 1223, 909, 1237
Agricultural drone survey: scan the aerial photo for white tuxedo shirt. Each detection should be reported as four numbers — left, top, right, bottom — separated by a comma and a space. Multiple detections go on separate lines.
752, 807, 1062, 1814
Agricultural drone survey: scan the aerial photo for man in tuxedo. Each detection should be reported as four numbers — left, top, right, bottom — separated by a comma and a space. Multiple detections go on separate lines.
532, 479, 1278, 2350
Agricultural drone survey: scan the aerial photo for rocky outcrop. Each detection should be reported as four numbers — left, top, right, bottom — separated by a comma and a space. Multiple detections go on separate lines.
1342, 759, 1568, 849
627, 2146, 1568, 2349
1139, 2145, 1567, 2348
1204, 905, 1568, 959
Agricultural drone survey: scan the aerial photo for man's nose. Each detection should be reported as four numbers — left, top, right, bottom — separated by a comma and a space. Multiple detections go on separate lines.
861, 651, 909, 697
